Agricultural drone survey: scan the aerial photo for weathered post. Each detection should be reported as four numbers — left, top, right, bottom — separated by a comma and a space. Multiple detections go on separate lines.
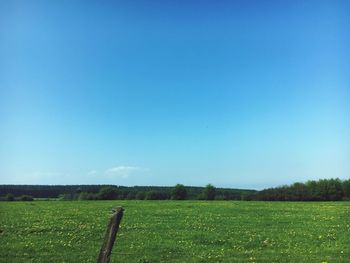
97, 207, 124, 263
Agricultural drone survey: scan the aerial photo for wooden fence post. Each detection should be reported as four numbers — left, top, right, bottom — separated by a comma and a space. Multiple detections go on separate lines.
97, 207, 124, 263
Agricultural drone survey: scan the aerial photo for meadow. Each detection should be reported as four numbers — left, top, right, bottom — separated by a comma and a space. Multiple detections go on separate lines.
0, 201, 349, 263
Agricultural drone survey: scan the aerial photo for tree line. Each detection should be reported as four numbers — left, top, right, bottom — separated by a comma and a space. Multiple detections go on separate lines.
245, 178, 350, 201
72, 184, 218, 201
1, 178, 349, 201
0, 184, 254, 201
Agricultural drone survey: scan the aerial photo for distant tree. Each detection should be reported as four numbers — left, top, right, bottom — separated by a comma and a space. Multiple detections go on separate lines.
327, 178, 343, 201
145, 191, 168, 200
126, 192, 136, 200
306, 180, 320, 200
241, 192, 253, 201
136, 191, 146, 200
76, 187, 82, 195
145, 191, 158, 200
19, 195, 34, 201
214, 195, 225, 200
196, 193, 205, 200
315, 178, 343, 201
5, 193, 14, 201
98, 187, 119, 200
0, 184, 258, 201
203, 184, 216, 200
78, 192, 97, 200
317, 179, 330, 201
291, 182, 308, 201
343, 179, 350, 199
255, 178, 348, 201
78, 192, 88, 200
59, 193, 76, 201
172, 184, 187, 200
120, 190, 130, 199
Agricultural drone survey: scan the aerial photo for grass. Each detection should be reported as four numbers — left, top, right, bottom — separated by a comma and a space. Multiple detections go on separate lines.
0, 201, 349, 262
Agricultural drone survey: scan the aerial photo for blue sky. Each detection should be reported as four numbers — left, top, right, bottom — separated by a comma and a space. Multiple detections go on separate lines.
1, 0, 349, 189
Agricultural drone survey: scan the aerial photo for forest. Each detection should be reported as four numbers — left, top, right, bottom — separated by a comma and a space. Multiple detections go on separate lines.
0, 184, 253, 201
252, 178, 350, 201
1, 178, 349, 201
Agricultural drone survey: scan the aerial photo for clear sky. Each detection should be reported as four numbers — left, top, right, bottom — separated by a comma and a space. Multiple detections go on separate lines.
1, 0, 349, 189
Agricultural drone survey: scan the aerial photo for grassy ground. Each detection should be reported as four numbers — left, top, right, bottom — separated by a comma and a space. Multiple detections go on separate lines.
0, 201, 349, 262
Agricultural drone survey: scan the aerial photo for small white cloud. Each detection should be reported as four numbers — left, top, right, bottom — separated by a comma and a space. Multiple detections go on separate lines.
105, 166, 145, 179
87, 170, 97, 176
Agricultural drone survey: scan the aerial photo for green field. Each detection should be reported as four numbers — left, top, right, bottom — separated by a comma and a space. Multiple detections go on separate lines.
0, 201, 349, 262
